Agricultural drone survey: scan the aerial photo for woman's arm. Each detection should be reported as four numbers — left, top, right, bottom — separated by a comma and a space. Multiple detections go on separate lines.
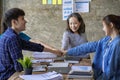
63, 41, 98, 56
63, 36, 110, 56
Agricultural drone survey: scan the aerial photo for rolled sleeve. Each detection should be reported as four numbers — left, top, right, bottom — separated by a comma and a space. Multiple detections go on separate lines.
21, 39, 44, 52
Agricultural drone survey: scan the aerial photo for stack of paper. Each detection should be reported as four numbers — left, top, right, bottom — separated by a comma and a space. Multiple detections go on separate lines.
47, 62, 71, 74
32, 65, 47, 72
31, 59, 54, 63
70, 66, 92, 72
32, 52, 57, 63
19, 71, 63, 80
68, 66, 92, 79
32, 52, 57, 59
48, 62, 69, 67
64, 56, 81, 63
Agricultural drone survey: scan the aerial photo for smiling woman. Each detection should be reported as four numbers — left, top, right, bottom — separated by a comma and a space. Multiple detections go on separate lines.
61, 13, 89, 58
62, 14, 120, 80
61, 13, 88, 51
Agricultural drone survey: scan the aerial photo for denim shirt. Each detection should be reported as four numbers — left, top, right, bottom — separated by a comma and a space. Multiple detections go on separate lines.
67, 36, 120, 80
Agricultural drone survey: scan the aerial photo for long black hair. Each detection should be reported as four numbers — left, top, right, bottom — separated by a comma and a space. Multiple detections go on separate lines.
66, 13, 85, 35
103, 14, 120, 34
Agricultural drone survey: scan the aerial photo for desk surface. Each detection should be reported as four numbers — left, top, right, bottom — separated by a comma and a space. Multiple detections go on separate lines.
8, 59, 92, 80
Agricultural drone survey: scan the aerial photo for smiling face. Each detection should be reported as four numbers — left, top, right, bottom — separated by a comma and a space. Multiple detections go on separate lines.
12, 16, 27, 33
69, 17, 81, 33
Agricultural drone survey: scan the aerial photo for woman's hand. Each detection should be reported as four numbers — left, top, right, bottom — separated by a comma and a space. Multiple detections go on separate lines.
43, 47, 67, 56
51, 49, 63, 56
60, 50, 67, 56
52, 49, 67, 57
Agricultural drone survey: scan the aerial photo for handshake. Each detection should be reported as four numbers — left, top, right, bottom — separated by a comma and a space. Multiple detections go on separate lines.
52, 49, 67, 57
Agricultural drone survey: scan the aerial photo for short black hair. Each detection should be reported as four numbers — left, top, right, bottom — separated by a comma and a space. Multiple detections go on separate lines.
1, 8, 25, 33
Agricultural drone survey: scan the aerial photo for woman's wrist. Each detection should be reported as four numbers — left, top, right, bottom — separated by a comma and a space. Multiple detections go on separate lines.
61, 50, 67, 56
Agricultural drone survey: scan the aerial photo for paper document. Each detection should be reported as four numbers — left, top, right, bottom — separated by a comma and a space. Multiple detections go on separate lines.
64, 60, 79, 64
64, 56, 81, 63
32, 59, 54, 63
48, 62, 70, 74
32, 52, 57, 59
19, 71, 63, 80
68, 66, 92, 79
42, 0, 47, 4
48, 62, 69, 67
68, 74, 92, 79
33, 65, 46, 72
71, 66, 92, 72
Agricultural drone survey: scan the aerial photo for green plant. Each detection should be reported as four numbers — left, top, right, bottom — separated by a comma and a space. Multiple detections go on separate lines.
17, 56, 32, 69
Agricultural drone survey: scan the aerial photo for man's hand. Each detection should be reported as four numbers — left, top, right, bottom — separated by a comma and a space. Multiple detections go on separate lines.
60, 50, 67, 56
53, 49, 63, 57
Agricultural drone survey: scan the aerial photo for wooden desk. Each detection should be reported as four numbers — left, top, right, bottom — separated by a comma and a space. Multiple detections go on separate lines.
8, 59, 93, 80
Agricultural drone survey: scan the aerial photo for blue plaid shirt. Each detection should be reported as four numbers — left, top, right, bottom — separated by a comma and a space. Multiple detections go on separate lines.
0, 28, 44, 80
0, 32, 31, 41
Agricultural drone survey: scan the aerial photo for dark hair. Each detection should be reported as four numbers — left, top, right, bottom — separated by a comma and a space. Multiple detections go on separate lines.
103, 14, 120, 34
1, 8, 25, 33
66, 13, 85, 35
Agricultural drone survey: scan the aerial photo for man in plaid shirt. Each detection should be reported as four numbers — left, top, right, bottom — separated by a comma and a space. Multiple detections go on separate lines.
0, 8, 62, 80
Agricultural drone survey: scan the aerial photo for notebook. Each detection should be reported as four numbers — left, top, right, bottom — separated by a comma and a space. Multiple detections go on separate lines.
64, 56, 82, 63
32, 52, 57, 59
19, 71, 63, 80
47, 67, 71, 74
47, 62, 71, 74
32, 65, 47, 72
68, 65, 92, 79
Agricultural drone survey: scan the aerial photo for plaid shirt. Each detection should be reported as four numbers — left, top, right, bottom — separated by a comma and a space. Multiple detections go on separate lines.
0, 28, 44, 80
